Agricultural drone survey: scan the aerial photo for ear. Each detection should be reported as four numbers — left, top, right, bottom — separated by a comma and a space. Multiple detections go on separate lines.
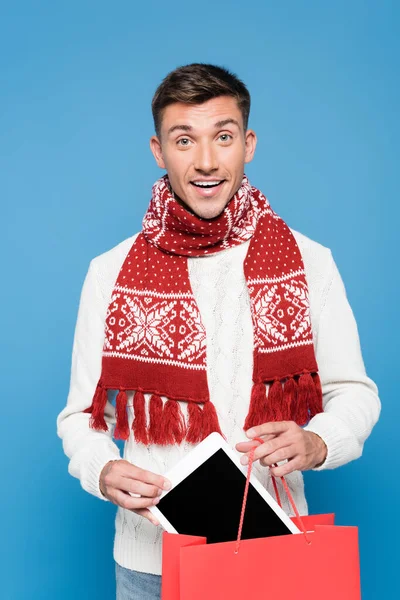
150, 135, 166, 169
244, 129, 257, 164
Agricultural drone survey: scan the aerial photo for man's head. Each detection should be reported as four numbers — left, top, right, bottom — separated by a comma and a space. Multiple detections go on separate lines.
150, 63, 257, 220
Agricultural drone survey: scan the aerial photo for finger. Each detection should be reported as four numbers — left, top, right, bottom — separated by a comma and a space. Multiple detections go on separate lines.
133, 467, 171, 489
111, 461, 171, 491
270, 456, 302, 477
132, 508, 160, 527
113, 489, 161, 511
239, 435, 292, 464
259, 445, 296, 467
117, 476, 163, 499
236, 441, 263, 453
245, 421, 293, 439
236, 434, 276, 453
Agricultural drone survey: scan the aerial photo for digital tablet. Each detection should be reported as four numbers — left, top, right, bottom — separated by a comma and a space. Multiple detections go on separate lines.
149, 432, 300, 543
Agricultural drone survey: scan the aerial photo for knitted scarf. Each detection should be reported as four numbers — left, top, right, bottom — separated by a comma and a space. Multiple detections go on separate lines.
84, 174, 323, 444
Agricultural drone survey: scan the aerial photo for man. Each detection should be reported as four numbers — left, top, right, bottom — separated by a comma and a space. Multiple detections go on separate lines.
57, 63, 380, 599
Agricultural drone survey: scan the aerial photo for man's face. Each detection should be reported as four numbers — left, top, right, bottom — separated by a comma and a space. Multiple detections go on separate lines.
150, 96, 257, 220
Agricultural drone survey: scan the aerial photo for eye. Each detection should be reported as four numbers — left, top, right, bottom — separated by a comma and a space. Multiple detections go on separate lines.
177, 138, 191, 146
219, 134, 232, 142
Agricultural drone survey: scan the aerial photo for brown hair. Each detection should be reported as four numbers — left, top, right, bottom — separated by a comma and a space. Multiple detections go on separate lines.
151, 63, 251, 139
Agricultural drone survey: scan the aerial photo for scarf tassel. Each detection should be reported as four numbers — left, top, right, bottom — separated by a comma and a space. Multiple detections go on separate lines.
86, 378, 321, 443
267, 379, 284, 421
148, 395, 187, 445
282, 376, 297, 420
201, 401, 225, 439
187, 401, 224, 443
162, 399, 186, 445
132, 392, 186, 445
85, 387, 225, 445
243, 382, 268, 431
132, 390, 149, 445
114, 389, 130, 440
296, 371, 323, 425
186, 402, 203, 444
83, 382, 108, 432
149, 395, 164, 444
147, 396, 222, 445
244, 372, 323, 430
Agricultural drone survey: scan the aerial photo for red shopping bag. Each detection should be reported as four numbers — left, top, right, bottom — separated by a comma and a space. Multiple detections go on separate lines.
161, 439, 361, 600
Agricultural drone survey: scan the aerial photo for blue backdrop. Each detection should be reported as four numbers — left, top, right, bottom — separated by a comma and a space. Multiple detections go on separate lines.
2, 1, 398, 598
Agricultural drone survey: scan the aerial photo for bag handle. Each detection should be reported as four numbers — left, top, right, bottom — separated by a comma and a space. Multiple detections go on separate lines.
234, 436, 311, 553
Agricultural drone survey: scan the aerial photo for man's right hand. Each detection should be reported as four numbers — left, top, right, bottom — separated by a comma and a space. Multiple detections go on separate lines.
99, 459, 171, 526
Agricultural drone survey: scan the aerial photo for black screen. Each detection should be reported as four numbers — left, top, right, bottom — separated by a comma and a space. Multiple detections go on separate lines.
157, 449, 292, 544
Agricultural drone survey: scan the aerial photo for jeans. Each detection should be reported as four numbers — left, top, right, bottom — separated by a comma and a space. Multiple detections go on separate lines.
115, 562, 161, 600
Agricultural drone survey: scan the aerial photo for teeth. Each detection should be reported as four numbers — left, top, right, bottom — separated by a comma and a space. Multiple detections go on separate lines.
192, 181, 222, 187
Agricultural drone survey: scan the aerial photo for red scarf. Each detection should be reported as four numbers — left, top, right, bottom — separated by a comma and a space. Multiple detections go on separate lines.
84, 174, 322, 444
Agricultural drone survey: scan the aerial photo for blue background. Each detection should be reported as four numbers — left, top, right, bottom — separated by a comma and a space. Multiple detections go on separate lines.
2, 1, 398, 598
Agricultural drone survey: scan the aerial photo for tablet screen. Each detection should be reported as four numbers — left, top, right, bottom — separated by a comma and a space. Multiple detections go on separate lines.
157, 448, 292, 544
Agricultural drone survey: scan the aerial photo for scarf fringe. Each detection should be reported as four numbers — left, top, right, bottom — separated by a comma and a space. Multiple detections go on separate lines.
132, 391, 149, 445
295, 374, 309, 425
243, 382, 268, 431
186, 402, 204, 444
83, 383, 108, 432
84, 373, 322, 443
149, 395, 164, 444
268, 379, 284, 421
245, 371, 323, 430
201, 401, 225, 439
114, 390, 129, 440
85, 385, 223, 445
162, 399, 186, 445
282, 377, 297, 420
186, 400, 225, 443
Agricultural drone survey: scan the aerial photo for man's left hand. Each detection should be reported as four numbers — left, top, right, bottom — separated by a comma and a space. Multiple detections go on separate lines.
235, 421, 327, 477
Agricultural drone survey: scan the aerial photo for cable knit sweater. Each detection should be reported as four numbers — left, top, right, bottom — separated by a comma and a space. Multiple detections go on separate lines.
56, 228, 380, 575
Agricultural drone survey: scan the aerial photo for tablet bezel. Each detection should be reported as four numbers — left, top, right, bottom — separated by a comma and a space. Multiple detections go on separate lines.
149, 432, 300, 535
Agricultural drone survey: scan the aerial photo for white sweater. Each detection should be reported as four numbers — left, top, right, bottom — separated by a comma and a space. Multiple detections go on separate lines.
57, 228, 380, 575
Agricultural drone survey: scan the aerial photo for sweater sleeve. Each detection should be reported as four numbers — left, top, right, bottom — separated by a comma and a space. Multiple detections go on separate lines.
303, 251, 381, 470
56, 260, 123, 501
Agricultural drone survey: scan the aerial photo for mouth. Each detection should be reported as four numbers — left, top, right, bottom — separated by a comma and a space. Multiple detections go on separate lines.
190, 179, 226, 197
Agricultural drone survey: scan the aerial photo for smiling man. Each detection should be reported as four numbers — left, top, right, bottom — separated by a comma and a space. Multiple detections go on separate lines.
150, 96, 256, 220
57, 63, 380, 600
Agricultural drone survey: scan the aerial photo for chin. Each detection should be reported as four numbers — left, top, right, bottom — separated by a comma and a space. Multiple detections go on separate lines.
190, 193, 232, 220
175, 185, 233, 220
192, 203, 229, 220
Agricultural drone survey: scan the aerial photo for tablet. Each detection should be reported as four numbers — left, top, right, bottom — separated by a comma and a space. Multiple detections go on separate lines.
149, 432, 300, 543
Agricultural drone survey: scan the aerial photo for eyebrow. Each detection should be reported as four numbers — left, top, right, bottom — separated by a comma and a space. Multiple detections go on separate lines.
167, 118, 241, 136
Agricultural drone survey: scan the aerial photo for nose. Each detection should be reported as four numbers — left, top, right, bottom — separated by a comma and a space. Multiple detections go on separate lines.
193, 140, 219, 173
